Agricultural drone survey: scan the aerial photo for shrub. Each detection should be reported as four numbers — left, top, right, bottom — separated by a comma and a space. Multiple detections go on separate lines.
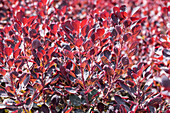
0, 0, 169, 112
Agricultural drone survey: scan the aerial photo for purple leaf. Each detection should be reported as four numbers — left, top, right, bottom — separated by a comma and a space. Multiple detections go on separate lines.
41, 104, 50, 113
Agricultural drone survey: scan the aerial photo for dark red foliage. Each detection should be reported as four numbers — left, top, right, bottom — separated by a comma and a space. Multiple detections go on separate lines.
0, 0, 169, 112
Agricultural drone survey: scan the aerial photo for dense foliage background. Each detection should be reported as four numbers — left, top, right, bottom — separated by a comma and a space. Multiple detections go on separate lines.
0, 0, 170, 112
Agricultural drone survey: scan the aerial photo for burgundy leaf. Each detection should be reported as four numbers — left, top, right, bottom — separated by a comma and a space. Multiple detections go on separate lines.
97, 103, 104, 112
41, 104, 50, 113
130, 17, 140, 21
51, 95, 59, 106
111, 13, 118, 25
25, 97, 31, 105
65, 50, 74, 59
115, 25, 122, 35
114, 95, 125, 105
83, 40, 93, 51
147, 97, 162, 108
32, 39, 41, 49
111, 29, 118, 38
120, 5, 126, 12
29, 29, 37, 38
162, 49, 170, 57
132, 25, 141, 35
123, 19, 132, 28
81, 25, 90, 37
122, 57, 129, 66
123, 33, 132, 42
161, 75, 170, 91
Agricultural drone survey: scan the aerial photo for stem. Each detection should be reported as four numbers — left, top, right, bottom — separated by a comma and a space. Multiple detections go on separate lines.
78, 48, 90, 107
79, 48, 86, 89
14, 91, 27, 113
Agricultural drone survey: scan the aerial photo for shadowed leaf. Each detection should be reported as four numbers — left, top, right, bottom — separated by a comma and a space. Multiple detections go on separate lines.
41, 104, 49, 113
32, 39, 41, 49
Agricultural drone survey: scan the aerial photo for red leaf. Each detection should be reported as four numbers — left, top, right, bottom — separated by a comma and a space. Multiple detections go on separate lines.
81, 18, 88, 28
7, 59, 14, 67
27, 16, 37, 27
132, 25, 141, 35
14, 41, 21, 51
113, 6, 120, 13
103, 20, 108, 27
123, 33, 132, 42
65, 107, 73, 113
41, 0, 47, 5
65, 50, 74, 59
33, 83, 43, 92
100, 10, 109, 19
31, 23, 39, 31
72, 20, 80, 33
137, 17, 147, 24
16, 11, 24, 22
123, 19, 132, 27
4, 26, 11, 34
81, 25, 90, 37
6, 86, 15, 95
121, 12, 127, 18
13, 49, 21, 59
0, 68, 6, 76
129, 41, 139, 50
152, 55, 163, 61
47, 47, 55, 55
161, 42, 170, 48
75, 37, 83, 47
130, 17, 140, 21
97, 28, 105, 37
5, 47, 13, 57
83, 40, 93, 51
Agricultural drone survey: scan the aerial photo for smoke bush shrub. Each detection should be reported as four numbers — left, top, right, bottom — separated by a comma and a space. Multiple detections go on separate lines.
0, 0, 169, 112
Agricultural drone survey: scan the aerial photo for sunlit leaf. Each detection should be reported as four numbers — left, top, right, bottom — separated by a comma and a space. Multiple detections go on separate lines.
0, 68, 6, 76
5, 47, 13, 57
83, 40, 93, 51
